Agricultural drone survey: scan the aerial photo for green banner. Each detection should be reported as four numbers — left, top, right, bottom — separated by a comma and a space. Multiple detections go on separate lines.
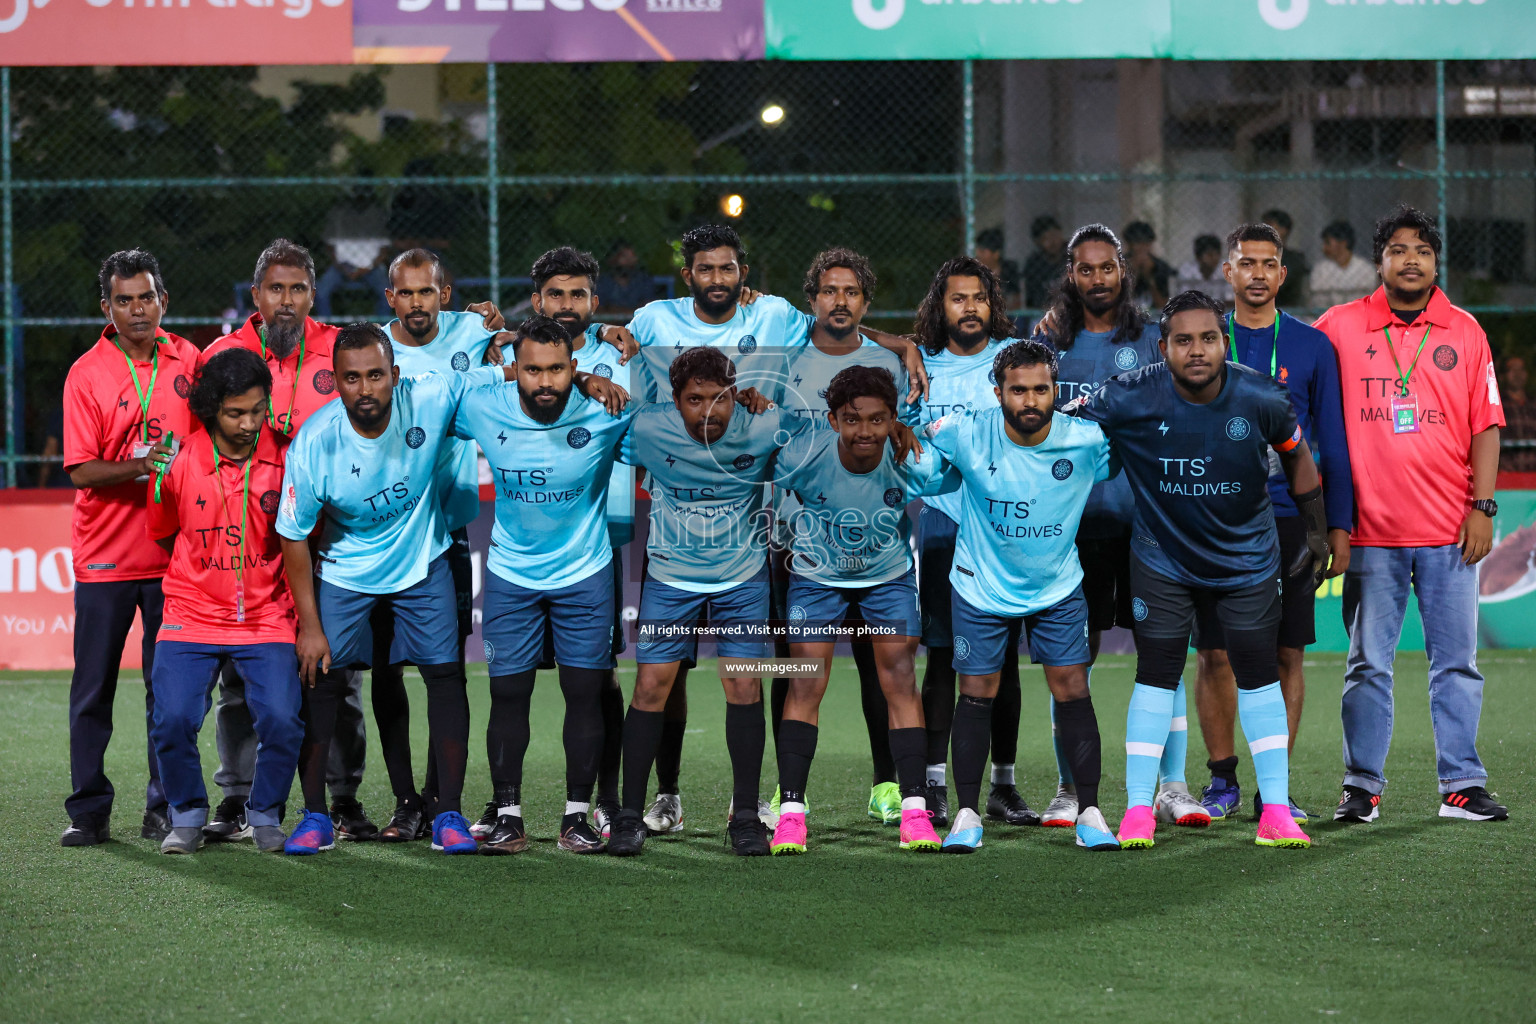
765, 0, 1536, 61
1171, 0, 1535, 61
764, 0, 1170, 61
1311, 490, 1536, 652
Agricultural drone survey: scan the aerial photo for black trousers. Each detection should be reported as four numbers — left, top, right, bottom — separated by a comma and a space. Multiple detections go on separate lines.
66, 579, 167, 822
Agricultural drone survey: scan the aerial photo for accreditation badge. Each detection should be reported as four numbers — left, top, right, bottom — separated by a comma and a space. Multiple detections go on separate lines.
1391, 393, 1420, 435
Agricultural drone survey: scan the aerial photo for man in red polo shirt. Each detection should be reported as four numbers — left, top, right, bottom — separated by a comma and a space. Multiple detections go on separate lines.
146, 348, 303, 854
1315, 204, 1508, 825
60, 249, 203, 847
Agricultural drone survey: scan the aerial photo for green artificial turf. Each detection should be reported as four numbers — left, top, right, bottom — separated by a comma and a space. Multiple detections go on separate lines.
2, 653, 1532, 1023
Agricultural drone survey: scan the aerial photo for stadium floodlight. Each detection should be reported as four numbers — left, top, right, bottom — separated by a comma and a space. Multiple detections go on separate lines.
720, 194, 746, 218
759, 104, 786, 127
695, 103, 788, 158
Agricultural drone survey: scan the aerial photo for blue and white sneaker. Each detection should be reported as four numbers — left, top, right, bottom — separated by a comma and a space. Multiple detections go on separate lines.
283, 810, 335, 856
1074, 806, 1120, 851
941, 808, 984, 854
1200, 777, 1242, 820
431, 811, 478, 855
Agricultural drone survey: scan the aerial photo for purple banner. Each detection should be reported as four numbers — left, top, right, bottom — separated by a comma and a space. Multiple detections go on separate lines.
353, 0, 763, 64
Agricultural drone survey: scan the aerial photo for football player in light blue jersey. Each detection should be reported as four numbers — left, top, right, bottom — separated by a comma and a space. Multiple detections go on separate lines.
1032, 224, 1173, 829
768, 364, 952, 856
526, 246, 641, 839
771, 249, 922, 827
908, 256, 1036, 831
620, 225, 930, 835
923, 340, 1119, 853
447, 315, 635, 857
605, 347, 812, 858
277, 323, 513, 857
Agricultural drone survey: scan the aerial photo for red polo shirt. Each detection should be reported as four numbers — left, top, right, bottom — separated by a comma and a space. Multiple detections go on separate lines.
1315, 286, 1504, 548
203, 314, 340, 440
63, 327, 203, 583
145, 426, 295, 645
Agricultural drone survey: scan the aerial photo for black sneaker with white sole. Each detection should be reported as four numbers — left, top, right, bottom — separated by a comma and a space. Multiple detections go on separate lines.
203, 795, 251, 842
1334, 785, 1381, 823
1440, 787, 1508, 821
330, 798, 379, 841
470, 801, 499, 840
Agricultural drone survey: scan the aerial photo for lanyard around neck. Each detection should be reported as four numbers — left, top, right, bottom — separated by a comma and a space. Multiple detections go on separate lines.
210, 437, 253, 592
1227, 312, 1280, 379
259, 325, 306, 435
116, 338, 161, 443
1384, 322, 1434, 397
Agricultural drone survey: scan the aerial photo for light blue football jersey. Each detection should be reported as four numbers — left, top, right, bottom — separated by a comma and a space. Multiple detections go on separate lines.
925, 407, 1111, 617
278, 367, 503, 595
910, 339, 1007, 522
628, 293, 807, 404
571, 326, 637, 546
450, 382, 634, 591
773, 429, 955, 587
619, 403, 810, 593
386, 309, 497, 534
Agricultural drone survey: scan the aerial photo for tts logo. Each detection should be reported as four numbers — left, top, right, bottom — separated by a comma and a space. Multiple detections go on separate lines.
1258, 0, 1308, 31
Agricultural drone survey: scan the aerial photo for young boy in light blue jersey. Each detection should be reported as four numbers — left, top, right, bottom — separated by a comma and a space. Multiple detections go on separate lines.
923, 339, 1120, 854
908, 256, 1035, 830
770, 249, 921, 826
768, 364, 952, 857
447, 315, 636, 858
605, 346, 813, 859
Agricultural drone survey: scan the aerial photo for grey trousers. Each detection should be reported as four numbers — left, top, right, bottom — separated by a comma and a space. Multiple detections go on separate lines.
213, 661, 365, 801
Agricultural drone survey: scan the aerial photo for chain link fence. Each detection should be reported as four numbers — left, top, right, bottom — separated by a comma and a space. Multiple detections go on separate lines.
5, 58, 1536, 484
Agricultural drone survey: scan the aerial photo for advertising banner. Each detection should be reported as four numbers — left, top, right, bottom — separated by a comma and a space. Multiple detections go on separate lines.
352, 0, 764, 64
1170, 0, 1535, 62
764, 0, 1168, 61
0, 0, 354, 67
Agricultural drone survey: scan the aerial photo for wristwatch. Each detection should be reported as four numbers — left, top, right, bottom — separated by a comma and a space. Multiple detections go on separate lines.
1472, 498, 1499, 518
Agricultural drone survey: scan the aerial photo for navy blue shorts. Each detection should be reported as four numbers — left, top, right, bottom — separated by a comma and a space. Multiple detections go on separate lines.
917, 505, 958, 648
951, 586, 1091, 674
483, 561, 615, 675
786, 571, 920, 643
317, 555, 461, 669
636, 567, 770, 664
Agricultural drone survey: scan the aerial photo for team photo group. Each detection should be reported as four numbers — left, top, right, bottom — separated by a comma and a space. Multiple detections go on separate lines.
59, 201, 1509, 862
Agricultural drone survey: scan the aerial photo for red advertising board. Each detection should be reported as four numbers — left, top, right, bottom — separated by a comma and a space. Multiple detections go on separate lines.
0, 491, 135, 671
0, 0, 354, 67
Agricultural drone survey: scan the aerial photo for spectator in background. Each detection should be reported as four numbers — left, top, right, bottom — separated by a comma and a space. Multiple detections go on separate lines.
1123, 221, 1173, 311
602, 241, 657, 315
1262, 208, 1311, 309
1309, 221, 1379, 311
1022, 215, 1066, 309
315, 187, 391, 320
1175, 234, 1234, 307
1499, 355, 1535, 473
33, 407, 64, 487
975, 228, 1022, 310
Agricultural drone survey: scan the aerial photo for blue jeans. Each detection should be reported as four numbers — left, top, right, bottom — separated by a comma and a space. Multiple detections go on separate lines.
151, 642, 303, 828
1341, 545, 1487, 796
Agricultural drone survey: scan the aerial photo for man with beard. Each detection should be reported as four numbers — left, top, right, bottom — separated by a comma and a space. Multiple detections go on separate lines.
202, 241, 504, 845
1034, 225, 1168, 829
60, 249, 202, 847
772, 249, 918, 827
624, 224, 928, 835
1190, 223, 1353, 825
521, 246, 636, 838
910, 256, 1034, 831
445, 315, 635, 855
146, 349, 301, 855
924, 339, 1119, 853
1316, 204, 1508, 825
276, 323, 511, 856
1069, 290, 1327, 850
